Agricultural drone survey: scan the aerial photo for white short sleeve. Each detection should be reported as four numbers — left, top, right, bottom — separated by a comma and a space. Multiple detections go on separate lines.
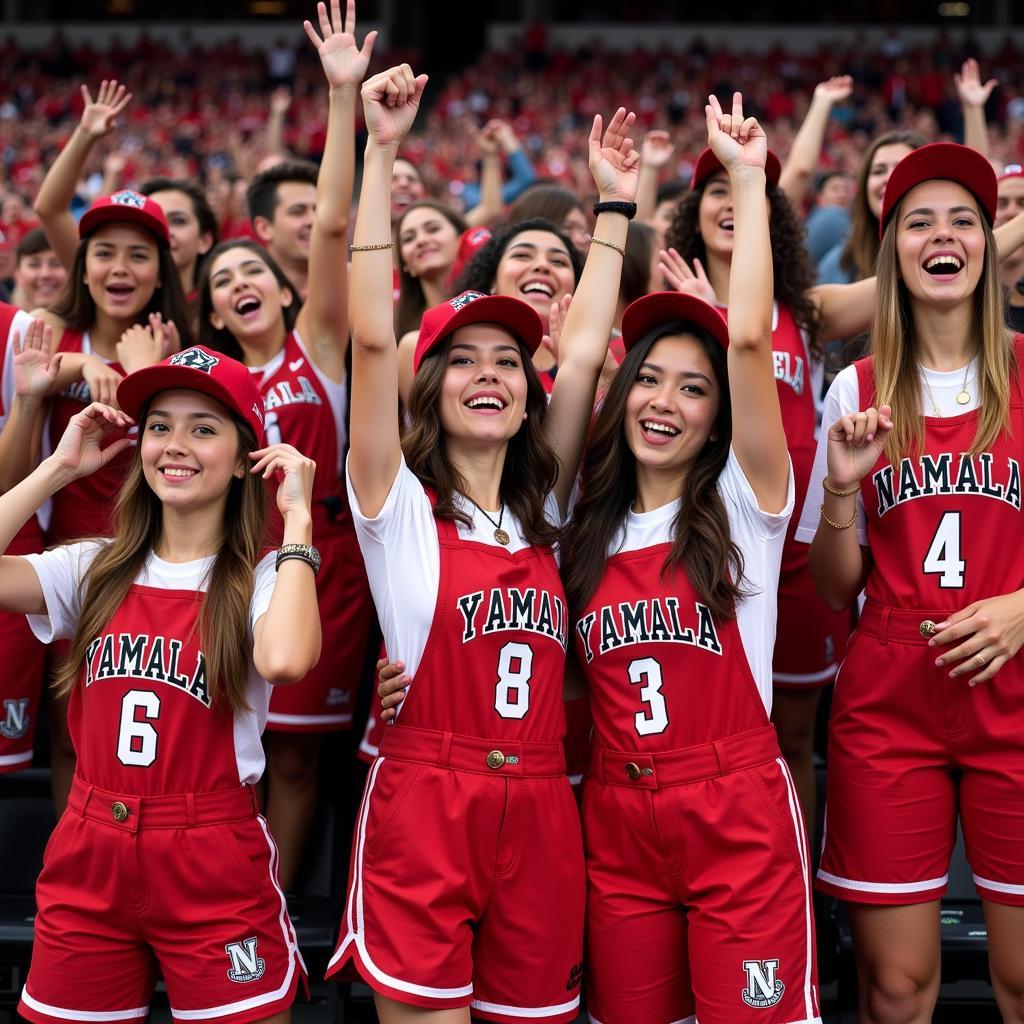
794, 365, 868, 545
22, 541, 105, 643
718, 447, 794, 541
249, 552, 278, 632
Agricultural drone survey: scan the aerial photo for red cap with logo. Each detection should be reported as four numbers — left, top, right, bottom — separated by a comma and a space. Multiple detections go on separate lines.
999, 163, 1024, 183
413, 290, 544, 373
879, 143, 998, 237
621, 291, 729, 353
117, 345, 266, 446
79, 190, 170, 245
446, 227, 493, 287
690, 147, 782, 191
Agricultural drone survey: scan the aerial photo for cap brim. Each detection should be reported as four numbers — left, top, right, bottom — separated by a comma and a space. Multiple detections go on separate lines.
116, 366, 244, 426
621, 292, 729, 353
79, 205, 169, 244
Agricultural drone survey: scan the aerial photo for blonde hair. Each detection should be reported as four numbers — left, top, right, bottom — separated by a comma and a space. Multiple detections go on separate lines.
55, 407, 267, 713
872, 200, 1013, 463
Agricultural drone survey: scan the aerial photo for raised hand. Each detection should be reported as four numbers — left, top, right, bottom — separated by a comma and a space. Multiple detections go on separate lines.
12, 319, 60, 399
705, 92, 768, 176
658, 248, 718, 305
641, 130, 675, 170
954, 58, 997, 108
474, 119, 502, 156
249, 443, 316, 522
51, 402, 134, 480
538, 293, 573, 365
78, 80, 132, 139
82, 357, 124, 408
825, 404, 893, 490
303, 0, 377, 90
361, 64, 428, 148
589, 107, 640, 203
814, 75, 853, 104
117, 317, 177, 375
270, 86, 293, 115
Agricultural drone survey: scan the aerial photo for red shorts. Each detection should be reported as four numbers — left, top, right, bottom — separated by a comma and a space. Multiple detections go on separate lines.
0, 607, 45, 772
773, 566, 850, 687
328, 726, 585, 1022
20, 776, 306, 1024
583, 728, 820, 1024
267, 528, 374, 732
819, 603, 1024, 907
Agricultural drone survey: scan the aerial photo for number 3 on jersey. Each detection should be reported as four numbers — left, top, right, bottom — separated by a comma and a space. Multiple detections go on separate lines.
630, 657, 668, 735
923, 511, 965, 588
117, 690, 160, 766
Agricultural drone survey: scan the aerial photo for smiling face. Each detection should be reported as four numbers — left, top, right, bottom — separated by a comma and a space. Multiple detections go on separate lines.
895, 179, 987, 307
149, 188, 213, 278
624, 334, 721, 479
207, 246, 292, 343
14, 247, 66, 308
140, 389, 243, 513
392, 159, 426, 221
867, 142, 915, 221
491, 229, 576, 318
398, 207, 460, 280
84, 224, 161, 321
438, 323, 529, 447
263, 181, 316, 266
697, 172, 734, 262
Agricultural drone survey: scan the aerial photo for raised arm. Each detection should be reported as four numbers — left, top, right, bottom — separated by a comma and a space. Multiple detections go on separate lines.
546, 108, 638, 513
0, 321, 55, 493
464, 120, 505, 228
712, 93, 788, 512
635, 130, 674, 224
296, 0, 376, 383
33, 80, 132, 270
263, 87, 292, 163
955, 59, 996, 159
348, 65, 428, 518
778, 76, 852, 208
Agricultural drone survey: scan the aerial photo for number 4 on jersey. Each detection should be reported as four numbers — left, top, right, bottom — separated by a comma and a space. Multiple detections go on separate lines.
923, 511, 965, 588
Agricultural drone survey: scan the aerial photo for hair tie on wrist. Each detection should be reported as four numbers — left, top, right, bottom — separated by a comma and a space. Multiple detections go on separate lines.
592, 200, 637, 220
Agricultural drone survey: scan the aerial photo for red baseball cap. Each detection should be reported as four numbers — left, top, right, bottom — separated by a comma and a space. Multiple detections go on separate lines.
621, 291, 729, 353
79, 190, 170, 245
413, 290, 543, 374
446, 226, 493, 287
116, 345, 266, 446
999, 163, 1024, 183
690, 147, 782, 191
879, 143, 998, 237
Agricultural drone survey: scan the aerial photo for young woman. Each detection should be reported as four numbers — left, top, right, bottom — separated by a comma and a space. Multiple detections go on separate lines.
3, 345, 319, 1024
799, 143, 1024, 1024
197, 0, 375, 892
663, 137, 876, 831
562, 92, 820, 1024
328, 60, 637, 1023
393, 200, 467, 338
11, 229, 67, 313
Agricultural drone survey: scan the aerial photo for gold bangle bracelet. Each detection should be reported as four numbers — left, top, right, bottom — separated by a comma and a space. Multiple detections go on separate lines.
820, 504, 857, 530
590, 236, 625, 257
822, 475, 859, 498
350, 242, 393, 252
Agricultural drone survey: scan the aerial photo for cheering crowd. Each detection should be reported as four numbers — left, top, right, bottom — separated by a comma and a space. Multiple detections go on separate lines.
2, 5, 1024, 1023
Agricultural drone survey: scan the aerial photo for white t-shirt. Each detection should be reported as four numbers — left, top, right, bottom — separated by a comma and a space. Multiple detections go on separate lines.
605, 448, 793, 716
795, 359, 981, 546
347, 456, 560, 683
22, 542, 278, 785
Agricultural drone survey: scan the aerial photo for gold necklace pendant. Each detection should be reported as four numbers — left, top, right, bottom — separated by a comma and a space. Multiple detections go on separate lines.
956, 388, 971, 405
493, 528, 511, 546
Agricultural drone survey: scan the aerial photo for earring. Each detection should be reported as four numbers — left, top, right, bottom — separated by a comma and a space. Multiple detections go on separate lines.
523, 411, 528, 421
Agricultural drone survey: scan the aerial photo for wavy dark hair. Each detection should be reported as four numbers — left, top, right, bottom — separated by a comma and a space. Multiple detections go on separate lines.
665, 180, 822, 357
452, 218, 584, 296
197, 240, 299, 360
403, 333, 560, 547
839, 130, 924, 282
48, 232, 193, 344
394, 201, 467, 338
508, 184, 586, 230
562, 323, 746, 622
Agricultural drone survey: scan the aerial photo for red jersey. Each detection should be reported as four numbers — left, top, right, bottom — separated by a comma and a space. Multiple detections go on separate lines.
250, 330, 349, 540
575, 544, 769, 752
856, 343, 1024, 611
394, 514, 569, 743
46, 330, 130, 542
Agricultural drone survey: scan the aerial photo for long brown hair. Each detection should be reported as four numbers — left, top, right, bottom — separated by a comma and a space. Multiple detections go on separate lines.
55, 403, 267, 713
394, 201, 467, 338
872, 198, 1013, 462
665, 181, 822, 357
402, 335, 560, 547
840, 130, 924, 282
562, 324, 746, 622
49, 234, 194, 343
